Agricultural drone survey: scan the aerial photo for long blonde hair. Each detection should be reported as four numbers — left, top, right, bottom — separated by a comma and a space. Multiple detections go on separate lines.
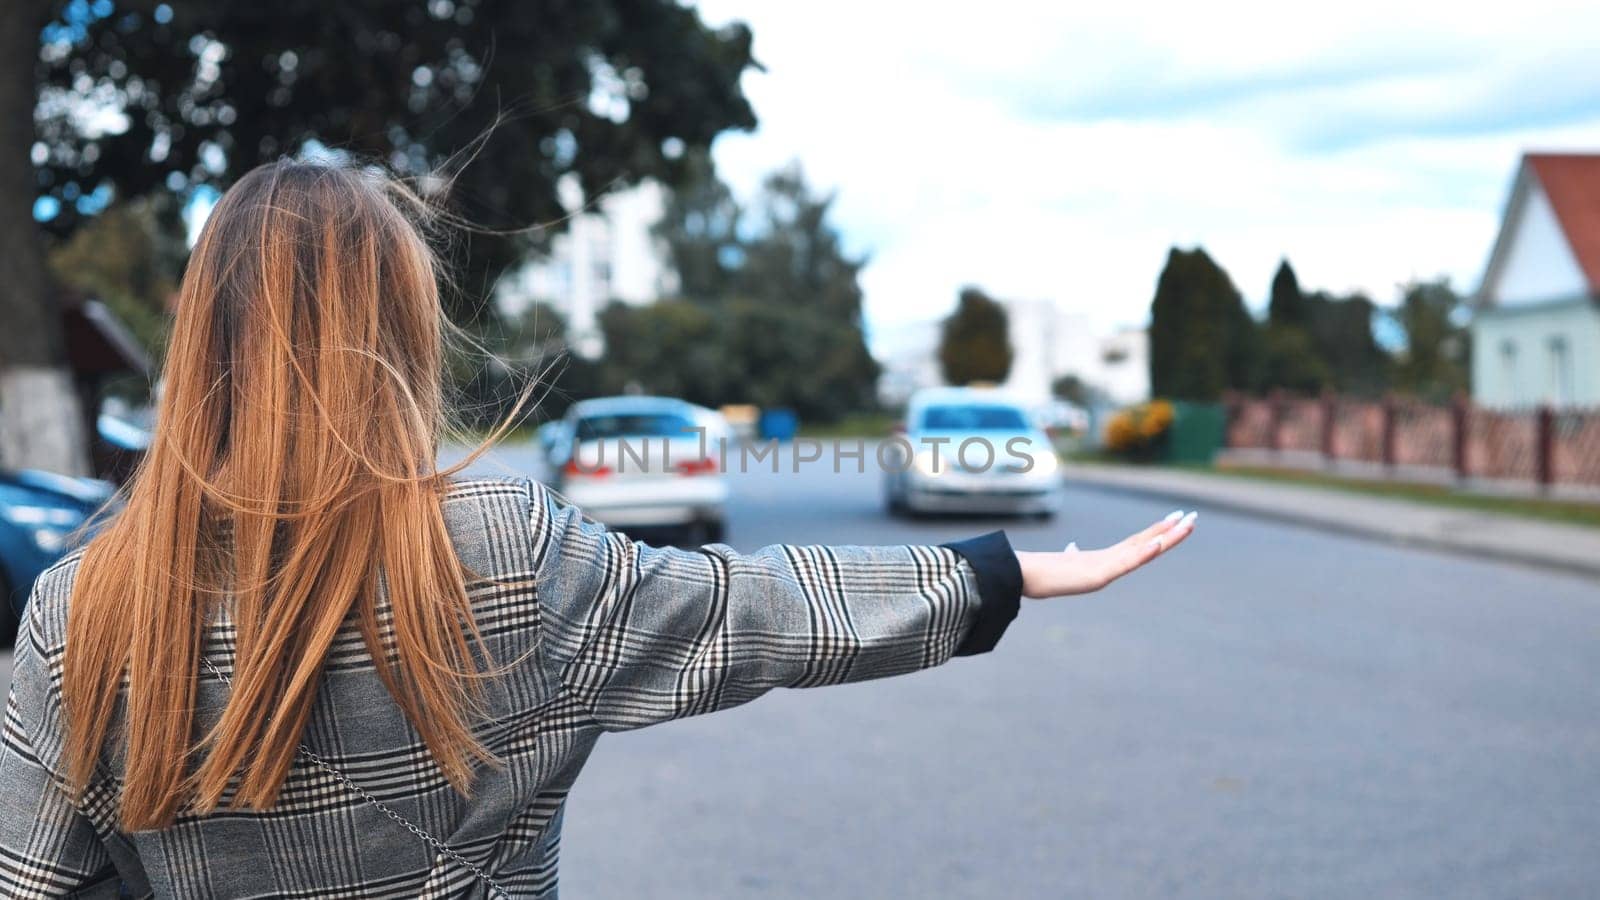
63, 160, 526, 830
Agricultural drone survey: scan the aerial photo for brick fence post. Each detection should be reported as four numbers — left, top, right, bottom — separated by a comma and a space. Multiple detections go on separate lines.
1452, 394, 1470, 481
1537, 405, 1555, 489
1381, 394, 1397, 469
1320, 390, 1338, 464
1268, 389, 1285, 454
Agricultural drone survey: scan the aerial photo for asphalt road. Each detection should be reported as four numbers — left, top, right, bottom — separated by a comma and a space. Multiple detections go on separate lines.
7, 444, 1599, 898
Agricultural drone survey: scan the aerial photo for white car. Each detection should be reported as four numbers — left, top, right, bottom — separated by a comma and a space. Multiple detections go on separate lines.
543, 396, 730, 543
883, 387, 1063, 518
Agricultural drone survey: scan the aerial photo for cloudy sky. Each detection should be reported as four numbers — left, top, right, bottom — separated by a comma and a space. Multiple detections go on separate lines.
693, 0, 1600, 353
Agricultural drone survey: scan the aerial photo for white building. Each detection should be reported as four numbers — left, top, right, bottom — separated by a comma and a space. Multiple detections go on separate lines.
1472, 153, 1600, 408
497, 177, 677, 357
875, 298, 1150, 409
1000, 298, 1149, 406
1092, 327, 1151, 406
875, 320, 944, 407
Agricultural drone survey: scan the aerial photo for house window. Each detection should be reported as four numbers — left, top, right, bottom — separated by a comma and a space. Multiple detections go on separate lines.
1549, 336, 1573, 406
1500, 339, 1518, 404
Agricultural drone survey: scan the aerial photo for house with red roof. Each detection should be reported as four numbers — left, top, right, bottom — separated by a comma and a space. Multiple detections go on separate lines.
1473, 153, 1600, 408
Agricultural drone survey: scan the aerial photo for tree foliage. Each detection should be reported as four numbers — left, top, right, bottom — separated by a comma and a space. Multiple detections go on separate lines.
658, 154, 743, 304
46, 194, 188, 369
938, 287, 1013, 387
444, 300, 578, 431
1267, 258, 1309, 329
26, 0, 758, 324
567, 161, 879, 422
1259, 324, 1330, 394
2, 0, 758, 467
1259, 258, 1390, 396
595, 299, 725, 402
1303, 289, 1387, 395
1148, 247, 1259, 401
1391, 278, 1470, 401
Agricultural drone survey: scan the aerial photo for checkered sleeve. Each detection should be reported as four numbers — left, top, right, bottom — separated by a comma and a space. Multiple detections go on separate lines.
525, 480, 1021, 731
0, 584, 120, 898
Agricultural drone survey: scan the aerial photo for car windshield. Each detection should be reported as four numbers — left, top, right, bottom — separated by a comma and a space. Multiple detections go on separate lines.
576, 412, 697, 441
919, 404, 1030, 431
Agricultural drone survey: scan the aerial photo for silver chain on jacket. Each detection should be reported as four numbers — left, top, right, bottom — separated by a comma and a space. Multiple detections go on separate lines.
199, 656, 511, 899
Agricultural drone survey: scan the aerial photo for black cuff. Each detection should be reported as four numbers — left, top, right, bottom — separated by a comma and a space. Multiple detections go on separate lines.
941, 530, 1022, 656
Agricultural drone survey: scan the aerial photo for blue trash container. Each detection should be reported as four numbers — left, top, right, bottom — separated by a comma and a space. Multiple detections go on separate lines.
758, 408, 799, 441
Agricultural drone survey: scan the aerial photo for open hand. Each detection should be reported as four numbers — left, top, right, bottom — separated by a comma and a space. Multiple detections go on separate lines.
1015, 510, 1197, 598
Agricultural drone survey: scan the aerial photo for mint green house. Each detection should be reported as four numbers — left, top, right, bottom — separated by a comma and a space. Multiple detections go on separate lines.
1472, 153, 1600, 409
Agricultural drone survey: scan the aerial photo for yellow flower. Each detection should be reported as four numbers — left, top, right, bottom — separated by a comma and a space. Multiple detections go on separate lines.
1107, 399, 1174, 456
1106, 411, 1137, 452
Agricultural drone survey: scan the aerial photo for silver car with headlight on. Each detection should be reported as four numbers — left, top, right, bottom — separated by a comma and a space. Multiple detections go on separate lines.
883, 387, 1062, 518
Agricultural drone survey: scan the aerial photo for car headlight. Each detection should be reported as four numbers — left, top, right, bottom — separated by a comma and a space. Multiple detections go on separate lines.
1001, 447, 1058, 476
1031, 451, 1059, 476
912, 449, 947, 477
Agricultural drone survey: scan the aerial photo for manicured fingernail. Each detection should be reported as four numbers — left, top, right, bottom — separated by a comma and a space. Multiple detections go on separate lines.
1066, 542, 1079, 552
1163, 510, 1184, 523
1180, 511, 1198, 528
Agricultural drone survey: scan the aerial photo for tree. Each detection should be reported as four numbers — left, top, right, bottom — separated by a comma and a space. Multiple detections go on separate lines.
1148, 247, 1260, 401
444, 300, 585, 429
47, 195, 189, 369
1261, 257, 1326, 391
1267, 258, 1309, 329
1303, 290, 1388, 395
736, 165, 879, 415
938, 287, 1013, 387
595, 299, 726, 403
643, 161, 880, 421
3, 0, 758, 472
1257, 258, 1390, 396
657, 151, 744, 303
1259, 324, 1330, 393
1391, 278, 1469, 401
1, 0, 84, 472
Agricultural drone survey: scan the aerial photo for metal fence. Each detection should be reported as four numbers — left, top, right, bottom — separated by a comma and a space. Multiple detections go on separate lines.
1223, 392, 1600, 487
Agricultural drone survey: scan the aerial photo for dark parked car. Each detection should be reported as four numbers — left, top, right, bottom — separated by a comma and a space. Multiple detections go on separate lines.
1, 467, 118, 645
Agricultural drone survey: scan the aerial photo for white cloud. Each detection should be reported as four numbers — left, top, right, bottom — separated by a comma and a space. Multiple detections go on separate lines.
694, 0, 1600, 352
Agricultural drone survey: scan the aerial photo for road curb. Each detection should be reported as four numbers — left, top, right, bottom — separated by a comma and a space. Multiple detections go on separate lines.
1064, 469, 1600, 581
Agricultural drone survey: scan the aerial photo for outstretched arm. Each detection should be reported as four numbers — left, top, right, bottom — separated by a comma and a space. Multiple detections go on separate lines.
526, 480, 1197, 732
527, 480, 1020, 729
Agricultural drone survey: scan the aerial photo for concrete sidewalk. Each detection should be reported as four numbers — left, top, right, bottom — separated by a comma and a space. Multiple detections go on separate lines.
1065, 462, 1600, 580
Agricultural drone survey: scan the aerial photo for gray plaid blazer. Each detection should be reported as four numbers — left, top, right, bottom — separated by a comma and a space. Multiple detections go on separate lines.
1, 476, 1020, 898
